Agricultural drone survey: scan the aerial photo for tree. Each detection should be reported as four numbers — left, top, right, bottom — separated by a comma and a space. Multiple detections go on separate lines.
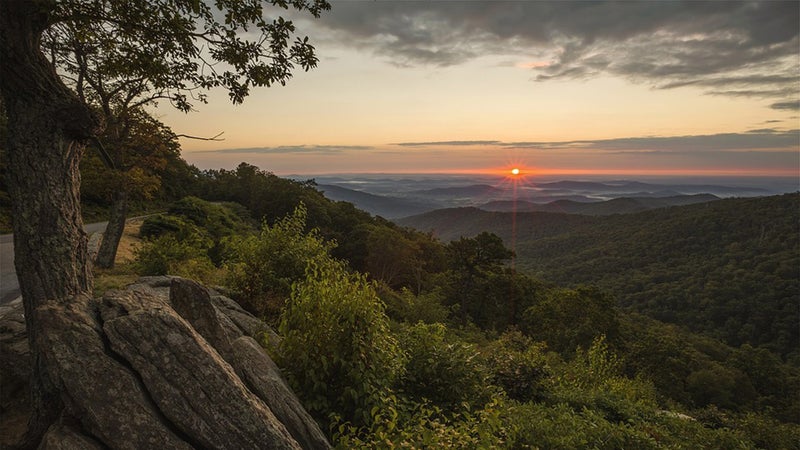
85, 109, 182, 267
278, 259, 404, 428
0, 0, 329, 446
441, 232, 515, 326
523, 286, 620, 355
39, 1, 325, 268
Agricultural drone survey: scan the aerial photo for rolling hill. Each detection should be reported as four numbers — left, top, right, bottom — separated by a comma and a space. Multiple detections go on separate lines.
398, 193, 800, 360
480, 193, 720, 215
317, 184, 437, 218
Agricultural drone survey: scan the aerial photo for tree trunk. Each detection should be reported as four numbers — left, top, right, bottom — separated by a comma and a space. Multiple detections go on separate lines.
0, 1, 100, 446
95, 190, 129, 269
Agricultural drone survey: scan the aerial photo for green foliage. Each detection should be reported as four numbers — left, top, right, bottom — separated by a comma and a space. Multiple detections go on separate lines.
550, 337, 661, 426
396, 322, 491, 413
334, 397, 512, 450
134, 197, 249, 284
223, 203, 333, 320
134, 234, 216, 282
446, 231, 513, 275
139, 214, 188, 239
363, 224, 420, 289
167, 196, 252, 241
45, 0, 330, 113
196, 163, 331, 225
524, 286, 620, 355
508, 401, 752, 450
733, 412, 800, 450
406, 195, 800, 359
80, 109, 181, 203
480, 330, 550, 402
381, 288, 451, 325
437, 232, 542, 330
618, 313, 800, 422
277, 259, 404, 428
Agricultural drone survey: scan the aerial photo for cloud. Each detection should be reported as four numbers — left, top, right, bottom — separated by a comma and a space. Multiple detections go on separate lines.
505, 131, 800, 152
771, 100, 800, 111
394, 140, 501, 147
200, 145, 373, 154
389, 131, 799, 153
313, 1, 799, 104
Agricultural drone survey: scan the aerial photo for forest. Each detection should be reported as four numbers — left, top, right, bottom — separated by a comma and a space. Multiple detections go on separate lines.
400, 195, 800, 362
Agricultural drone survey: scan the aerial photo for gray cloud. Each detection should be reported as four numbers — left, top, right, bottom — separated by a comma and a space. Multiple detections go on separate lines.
392, 130, 799, 152
313, 1, 798, 105
201, 145, 373, 154
771, 100, 800, 111
505, 131, 799, 152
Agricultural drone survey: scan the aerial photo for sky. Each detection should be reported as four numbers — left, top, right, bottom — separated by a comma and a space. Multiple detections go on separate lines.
162, 1, 800, 177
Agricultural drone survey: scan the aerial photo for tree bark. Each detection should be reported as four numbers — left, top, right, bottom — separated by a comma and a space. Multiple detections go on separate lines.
95, 189, 128, 269
0, 1, 100, 446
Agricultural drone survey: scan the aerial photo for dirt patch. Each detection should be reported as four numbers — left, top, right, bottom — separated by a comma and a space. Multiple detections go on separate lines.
92, 218, 146, 296
115, 217, 144, 264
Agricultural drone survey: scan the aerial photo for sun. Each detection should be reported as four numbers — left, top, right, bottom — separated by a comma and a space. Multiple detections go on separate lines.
510, 168, 520, 176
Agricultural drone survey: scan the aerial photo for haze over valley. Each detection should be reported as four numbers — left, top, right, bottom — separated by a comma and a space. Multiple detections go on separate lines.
304, 173, 797, 219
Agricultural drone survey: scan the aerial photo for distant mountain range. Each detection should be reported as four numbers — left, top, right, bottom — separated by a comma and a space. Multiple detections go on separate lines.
317, 184, 437, 219
310, 175, 793, 219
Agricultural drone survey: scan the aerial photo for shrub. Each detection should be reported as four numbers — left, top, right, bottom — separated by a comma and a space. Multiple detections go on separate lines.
277, 259, 404, 428
396, 322, 491, 413
480, 329, 550, 402
134, 234, 217, 283
139, 214, 187, 239
222, 203, 334, 320
381, 287, 451, 325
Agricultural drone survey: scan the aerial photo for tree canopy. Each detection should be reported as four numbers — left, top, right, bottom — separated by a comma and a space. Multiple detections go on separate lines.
43, 0, 330, 113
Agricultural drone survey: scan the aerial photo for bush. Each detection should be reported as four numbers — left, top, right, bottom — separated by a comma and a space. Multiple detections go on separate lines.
277, 259, 404, 428
334, 396, 511, 449
139, 214, 187, 239
381, 287, 451, 325
396, 322, 491, 413
168, 196, 250, 240
134, 234, 217, 283
223, 204, 334, 321
480, 329, 550, 402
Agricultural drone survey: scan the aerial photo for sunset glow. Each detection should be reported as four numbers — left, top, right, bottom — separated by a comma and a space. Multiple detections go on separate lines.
511, 168, 520, 176
162, 3, 798, 177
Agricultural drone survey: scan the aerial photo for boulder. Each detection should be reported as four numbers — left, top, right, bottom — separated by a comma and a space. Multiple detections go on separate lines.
0, 276, 331, 450
168, 278, 331, 450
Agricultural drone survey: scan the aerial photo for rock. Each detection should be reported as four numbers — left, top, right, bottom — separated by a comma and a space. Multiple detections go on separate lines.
0, 297, 31, 446
0, 277, 330, 449
101, 291, 300, 450
39, 420, 105, 450
37, 295, 191, 449
169, 278, 331, 450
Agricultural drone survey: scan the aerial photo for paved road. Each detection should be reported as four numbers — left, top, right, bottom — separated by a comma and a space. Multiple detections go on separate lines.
0, 222, 108, 304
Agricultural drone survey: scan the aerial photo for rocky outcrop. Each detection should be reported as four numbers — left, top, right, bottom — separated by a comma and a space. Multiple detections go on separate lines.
0, 277, 331, 450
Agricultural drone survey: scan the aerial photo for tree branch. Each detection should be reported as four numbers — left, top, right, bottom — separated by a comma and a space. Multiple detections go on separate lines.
175, 131, 225, 141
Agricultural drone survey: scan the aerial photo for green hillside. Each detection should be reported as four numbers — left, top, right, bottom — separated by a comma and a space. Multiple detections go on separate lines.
400, 194, 800, 361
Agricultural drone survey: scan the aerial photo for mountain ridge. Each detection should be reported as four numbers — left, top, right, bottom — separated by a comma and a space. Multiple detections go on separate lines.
398, 193, 800, 360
